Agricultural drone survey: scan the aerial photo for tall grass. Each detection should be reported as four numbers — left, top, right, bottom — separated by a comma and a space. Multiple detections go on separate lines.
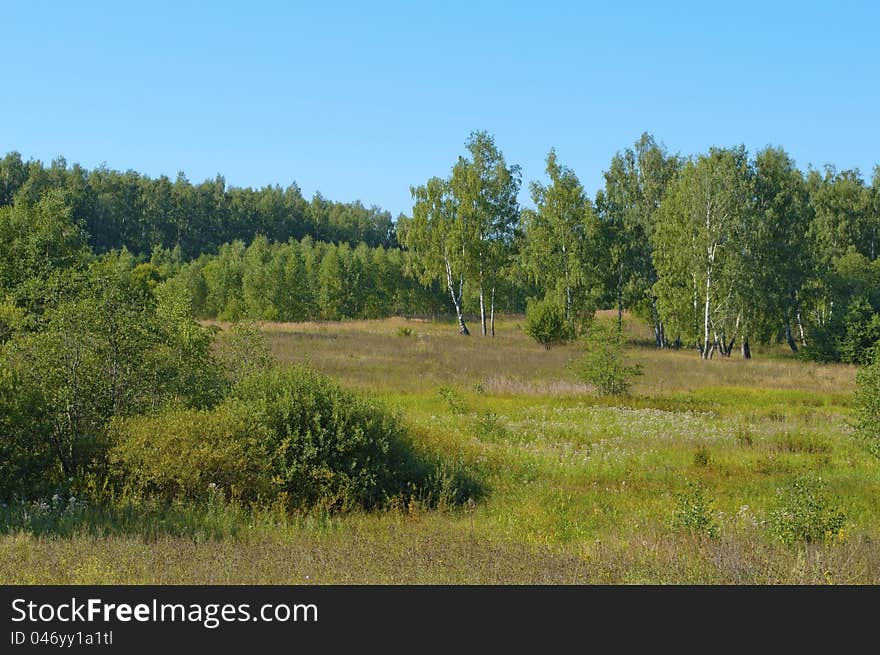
3, 314, 877, 584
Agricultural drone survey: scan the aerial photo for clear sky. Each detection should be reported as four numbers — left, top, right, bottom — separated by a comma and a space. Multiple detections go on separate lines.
4, 1, 878, 217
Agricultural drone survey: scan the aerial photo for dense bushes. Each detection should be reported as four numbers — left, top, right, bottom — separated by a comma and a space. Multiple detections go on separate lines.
767, 475, 846, 544
571, 319, 642, 395
524, 298, 573, 348
110, 402, 275, 503
107, 365, 479, 512
802, 297, 880, 364
855, 348, 880, 457
231, 367, 430, 510
0, 368, 57, 499
0, 235, 478, 510
0, 256, 225, 500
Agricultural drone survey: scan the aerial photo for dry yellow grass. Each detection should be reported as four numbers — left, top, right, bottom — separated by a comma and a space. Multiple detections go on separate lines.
210, 313, 857, 397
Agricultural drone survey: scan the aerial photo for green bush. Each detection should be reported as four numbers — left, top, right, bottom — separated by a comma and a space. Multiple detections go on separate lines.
216, 320, 276, 384
110, 401, 275, 503
692, 446, 711, 467
524, 298, 573, 349
232, 366, 437, 511
473, 411, 509, 443
767, 475, 846, 545
110, 365, 483, 512
839, 301, 880, 365
801, 299, 880, 364
0, 368, 58, 500
571, 319, 642, 395
855, 349, 880, 457
437, 386, 468, 415
671, 481, 719, 539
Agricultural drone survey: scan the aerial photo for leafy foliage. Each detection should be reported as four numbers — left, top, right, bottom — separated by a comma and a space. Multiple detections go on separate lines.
232, 367, 453, 511
216, 320, 277, 384
767, 475, 846, 545
671, 481, 719, 539
571, 319, 642, 395
0, 257, 223, 496
524, 297, 573, 348
189, 236, 449, 322
520, 149, 604, 323
0, 367, 57, 499
855, 348, 880, 457
110, 401, 275, 503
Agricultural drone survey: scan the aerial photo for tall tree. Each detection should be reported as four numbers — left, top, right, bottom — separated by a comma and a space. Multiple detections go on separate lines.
597, 133, 680, 343
519, 149, 601, 322
0, 190, 90, 297
805, 167, 876, 336
652, 147, 754, 359
0, 152, 28, 206
450, 131, 521, 336
808, 167, 874, 263
751, 147, 812, 353
399, 177, 470, 334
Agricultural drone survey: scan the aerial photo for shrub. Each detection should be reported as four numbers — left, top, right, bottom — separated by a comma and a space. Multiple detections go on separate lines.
396, 326, 414, 337
839, 302, 880, 365
438, 386, 468, 415
692, 446, 711, 467
0, 367, 57, 500
110, 401, 275, 504
801, 299, 880, 364
855, 348, 880, 457
524, 298, 573, 349
216, 320, 276, 384
671, 481, 719, 539
473, 411, 509, 443
232, 366, 433, 511
767, 475, 846, 545
571, 318, 642, 396
0, 263, 226, 499
111, 366, 483, 512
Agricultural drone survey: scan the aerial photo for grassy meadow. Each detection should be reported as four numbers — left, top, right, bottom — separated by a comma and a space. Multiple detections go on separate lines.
2, 312, 878, 584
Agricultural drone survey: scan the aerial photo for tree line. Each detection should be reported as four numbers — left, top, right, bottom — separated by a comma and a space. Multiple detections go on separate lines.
401, 132, 880, 363
0, 152, 397, 258
176, 236, 452, 321
2, 133, 879, 362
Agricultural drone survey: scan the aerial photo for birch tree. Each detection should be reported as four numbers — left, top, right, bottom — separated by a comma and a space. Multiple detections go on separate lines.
597, 133, 680, 343
519, 149, 601, 323
652, 147, 753, 359
751, 147, 812, 353
398, 177, 471, 334
450, 131, 521, 336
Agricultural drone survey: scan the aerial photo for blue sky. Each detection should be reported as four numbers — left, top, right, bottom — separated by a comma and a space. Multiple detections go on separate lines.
4, 1, 878, 216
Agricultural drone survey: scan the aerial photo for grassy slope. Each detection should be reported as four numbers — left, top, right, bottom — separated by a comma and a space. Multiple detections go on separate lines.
3, 313, 878, 584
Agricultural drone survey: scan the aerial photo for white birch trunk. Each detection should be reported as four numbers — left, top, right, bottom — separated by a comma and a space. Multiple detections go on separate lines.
479, 286, 486, 336
445, 256, 469, 335
490, 286, 496, 337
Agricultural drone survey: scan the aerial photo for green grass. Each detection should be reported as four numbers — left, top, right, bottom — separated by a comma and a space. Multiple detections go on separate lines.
2, 312, 878, 584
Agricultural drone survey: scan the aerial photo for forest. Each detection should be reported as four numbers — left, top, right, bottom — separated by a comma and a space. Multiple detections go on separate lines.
2, 133, 880, 584
3, 131, 878, 363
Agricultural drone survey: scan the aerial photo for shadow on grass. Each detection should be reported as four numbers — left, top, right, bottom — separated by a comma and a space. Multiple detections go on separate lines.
0, 452, 485, 542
